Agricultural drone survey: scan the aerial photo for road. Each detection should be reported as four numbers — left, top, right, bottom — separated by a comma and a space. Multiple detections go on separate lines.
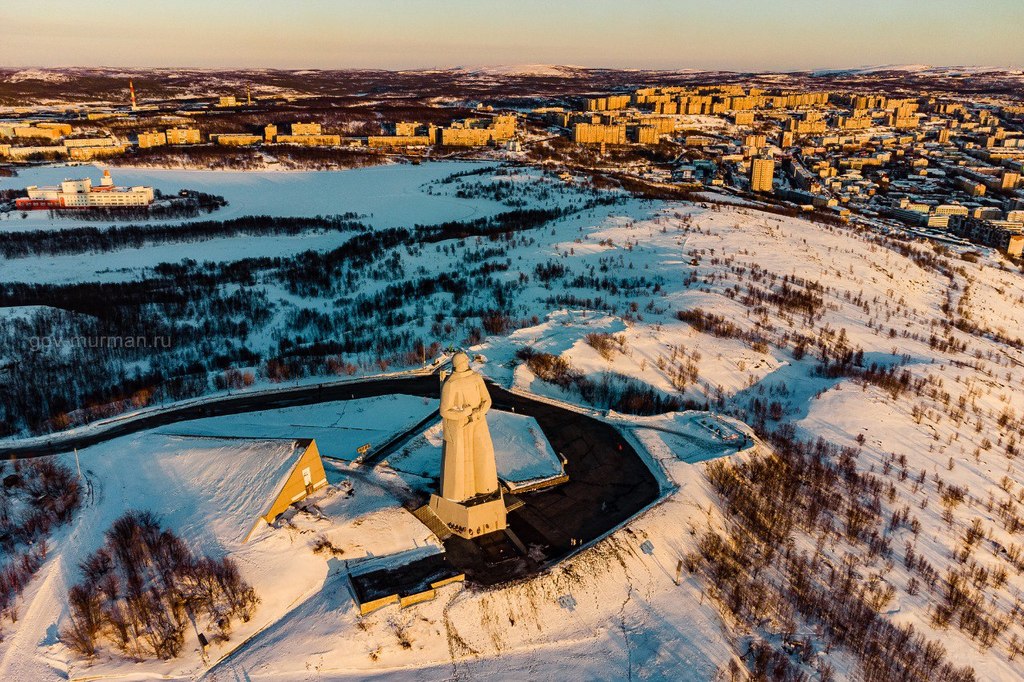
0, 375, 441, 460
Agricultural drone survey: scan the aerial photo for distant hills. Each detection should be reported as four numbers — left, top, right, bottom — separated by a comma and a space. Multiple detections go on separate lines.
1, 64, 1021, 108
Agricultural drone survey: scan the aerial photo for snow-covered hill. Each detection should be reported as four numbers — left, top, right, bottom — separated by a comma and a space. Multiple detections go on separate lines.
2, 163, 1024, 679
811, 64, 1020, 77
456, 64, 591, 78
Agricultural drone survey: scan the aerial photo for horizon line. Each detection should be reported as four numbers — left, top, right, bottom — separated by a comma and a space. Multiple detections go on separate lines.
3, 62, 1023, 75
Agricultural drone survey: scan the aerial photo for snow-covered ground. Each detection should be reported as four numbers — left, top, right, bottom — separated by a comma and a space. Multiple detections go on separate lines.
205, 439, 746, 682
0, 162, 598, 284
4, 160, 1024, 679
0, 384, 749, 681
455, 194, 1024, 678
463, 200, 1024, 679
159, 394, 438, 460
1, 230, 374, 284
0, 431, 442, 681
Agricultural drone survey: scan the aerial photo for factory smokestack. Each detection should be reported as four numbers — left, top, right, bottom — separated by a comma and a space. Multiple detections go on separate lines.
129, 80, 138, 111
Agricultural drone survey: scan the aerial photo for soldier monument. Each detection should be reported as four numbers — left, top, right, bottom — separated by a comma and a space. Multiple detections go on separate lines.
429, 352, 507, 538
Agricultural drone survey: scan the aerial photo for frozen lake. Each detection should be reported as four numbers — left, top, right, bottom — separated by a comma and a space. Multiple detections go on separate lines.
0, 160, 534, 283
0, 160, 502, 232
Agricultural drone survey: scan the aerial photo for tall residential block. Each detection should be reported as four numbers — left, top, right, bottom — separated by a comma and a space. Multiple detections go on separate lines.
750, 158, 775, 193
573, 123, 626, 145
733, 111, 755, 126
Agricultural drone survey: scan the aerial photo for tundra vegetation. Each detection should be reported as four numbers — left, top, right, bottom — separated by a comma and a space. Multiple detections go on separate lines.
5, 166, 1024, 678
0, 459, 82, 634
62, 510, 259, 660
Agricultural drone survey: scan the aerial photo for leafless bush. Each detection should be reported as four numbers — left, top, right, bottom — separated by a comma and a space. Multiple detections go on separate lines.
0, 459, 81, 625
62, 510, 258, 660
516, 347, 577, 388
311, 536, 345, 557
516, 347, 682, 414
697, 432, 977, 682
584, 332, 625, 361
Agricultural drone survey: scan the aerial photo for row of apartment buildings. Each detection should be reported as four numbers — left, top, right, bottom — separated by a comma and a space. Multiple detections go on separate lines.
212, 115, 518, 149
550, 84, 1023, 256
0, 121, 129, 160
0, 112, 520, 160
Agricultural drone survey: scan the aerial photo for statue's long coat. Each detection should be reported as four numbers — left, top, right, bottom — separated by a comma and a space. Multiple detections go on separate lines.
439, 369, 498, 501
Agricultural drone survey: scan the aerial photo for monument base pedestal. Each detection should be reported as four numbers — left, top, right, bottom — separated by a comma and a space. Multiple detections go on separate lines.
429, 492, 507, 539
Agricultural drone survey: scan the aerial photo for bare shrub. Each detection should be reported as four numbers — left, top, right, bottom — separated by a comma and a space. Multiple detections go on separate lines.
698, 432, 977, 682
584, 332, 625, 361
0, 459, 82, 627
62, 510, 259, 660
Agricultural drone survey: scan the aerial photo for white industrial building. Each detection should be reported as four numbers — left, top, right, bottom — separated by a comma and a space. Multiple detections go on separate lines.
17, 170, 154, 210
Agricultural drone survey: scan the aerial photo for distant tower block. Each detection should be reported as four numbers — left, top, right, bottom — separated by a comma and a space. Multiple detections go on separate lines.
247, 85, 252, 106
129, 80, 138, 111
750, 157, 775, 193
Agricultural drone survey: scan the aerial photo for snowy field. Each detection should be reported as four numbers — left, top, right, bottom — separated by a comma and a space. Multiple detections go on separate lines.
0, 433, 441, 681
0, 393, 746, 682
0, 161, 601, 284
458, 200, 1024, 680
158, 394, 438, 461
1, 230, 375, 284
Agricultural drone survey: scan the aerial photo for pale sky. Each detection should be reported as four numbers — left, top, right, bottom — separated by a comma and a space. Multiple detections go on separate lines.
2, 0, 1021, 72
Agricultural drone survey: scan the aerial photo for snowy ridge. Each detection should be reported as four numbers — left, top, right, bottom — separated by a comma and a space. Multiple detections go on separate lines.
455, 64, 590, 77
810, 63, 1021, 76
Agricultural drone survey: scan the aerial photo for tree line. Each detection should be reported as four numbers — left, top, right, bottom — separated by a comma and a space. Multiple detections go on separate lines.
1, 213, 365, 258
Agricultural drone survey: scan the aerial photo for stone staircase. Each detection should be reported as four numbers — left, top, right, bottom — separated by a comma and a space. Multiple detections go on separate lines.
412, 504, 453, 541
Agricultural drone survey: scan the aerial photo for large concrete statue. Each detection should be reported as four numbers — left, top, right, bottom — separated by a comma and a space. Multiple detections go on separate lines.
429, 352, 507, 538
439, 352, 499, 500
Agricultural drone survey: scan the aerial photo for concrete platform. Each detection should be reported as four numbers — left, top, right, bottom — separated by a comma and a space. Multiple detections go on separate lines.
349, 553, 464, 615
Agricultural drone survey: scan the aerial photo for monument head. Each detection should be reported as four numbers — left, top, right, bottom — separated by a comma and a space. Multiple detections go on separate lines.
452, 351, 470, 373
